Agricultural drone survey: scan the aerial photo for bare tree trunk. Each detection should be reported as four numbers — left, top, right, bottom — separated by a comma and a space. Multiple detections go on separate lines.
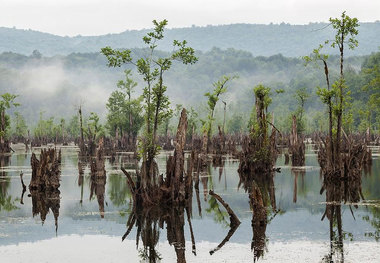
79, 106, 85, 153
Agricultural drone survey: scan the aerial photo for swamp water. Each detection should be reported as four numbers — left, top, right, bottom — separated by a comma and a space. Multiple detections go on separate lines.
0, 144, 379, 262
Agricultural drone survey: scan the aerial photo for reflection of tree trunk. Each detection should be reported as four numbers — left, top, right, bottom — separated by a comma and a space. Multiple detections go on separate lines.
209, 223, 239, 255
30, 189, 60, 233
238, 170, 277, 261
207, 190, 240, 256
20, 172, 26, 204
194, 169, 202, 217
293, 170, 298, 203
79, 106, 85, 154
167, 208, 186, 263
201, 172, 209, 202
90, 138, 106, 218
185, 206, 196, 256
250, 182, 267, 261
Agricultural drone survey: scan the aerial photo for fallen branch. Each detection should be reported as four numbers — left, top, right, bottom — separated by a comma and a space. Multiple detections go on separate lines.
121, 167, 136, 196
209, 190, 240, 226
266, 120, 283, 137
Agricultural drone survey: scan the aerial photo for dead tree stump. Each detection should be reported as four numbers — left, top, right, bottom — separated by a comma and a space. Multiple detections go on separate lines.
29, 148, 61, 191
289, 115, 305, 167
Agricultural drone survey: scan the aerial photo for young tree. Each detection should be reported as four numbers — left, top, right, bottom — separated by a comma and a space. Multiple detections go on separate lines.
330, 11, 359, 164
203, 75, 236, 140
0, 93, 19, 152
86, 112, 104, 142
67, 114, 80, 140
362, 51, 380, 132
102, 19, 197, 172
293, 87, 309, 134
304, 11, 359, 167
303, 44, 335, 164
12, 111, 28, 141
106, 69, 143, 137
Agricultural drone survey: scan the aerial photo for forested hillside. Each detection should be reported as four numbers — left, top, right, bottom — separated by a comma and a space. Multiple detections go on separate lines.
1, 22, 379, 56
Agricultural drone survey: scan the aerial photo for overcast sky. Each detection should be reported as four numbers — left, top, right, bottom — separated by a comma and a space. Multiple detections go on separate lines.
1, 0, 379, 36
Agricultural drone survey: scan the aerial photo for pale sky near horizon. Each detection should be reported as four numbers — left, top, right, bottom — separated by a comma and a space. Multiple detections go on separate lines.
1, 0, 379, 36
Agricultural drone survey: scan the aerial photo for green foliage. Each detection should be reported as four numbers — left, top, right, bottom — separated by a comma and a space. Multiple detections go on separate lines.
11, 111, 28, 138
361, 51, 380, 131
249, 84, 272, 134
86, 112, 104, 140
102, 19, 197, 162
33, 112, 57, 140
304, 11, 360, 142
0, 93, 19, 139
203, 75, 236, 137
0, 93, 19, 110
106, 70, 143, 137
254, 84, 272, 109
67, 114, 80, 139
186, 107, 199, 137
329, 11, 359, 51
206, 195, 229, 227
291, 87, 309, 133
227, 114, 244, 134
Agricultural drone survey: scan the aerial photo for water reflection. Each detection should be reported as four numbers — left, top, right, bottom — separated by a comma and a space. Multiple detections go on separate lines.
291, 169, 306, 204
0, 155, 18, 212
123, 204, 190, 263
238, 171, 279, 261
0, 145, 380, 262
320, 165, 364, 262
30, 189, 60, 233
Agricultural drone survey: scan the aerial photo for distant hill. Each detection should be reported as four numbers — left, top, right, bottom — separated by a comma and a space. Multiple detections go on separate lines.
1, 22, 379, 57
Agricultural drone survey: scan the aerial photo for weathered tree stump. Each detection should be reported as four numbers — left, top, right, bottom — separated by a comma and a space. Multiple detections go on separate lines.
289, 115, 305, 167
29, 148, 61, 191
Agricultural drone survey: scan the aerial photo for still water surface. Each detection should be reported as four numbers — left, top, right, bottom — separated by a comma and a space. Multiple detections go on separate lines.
0, 145, 379, 262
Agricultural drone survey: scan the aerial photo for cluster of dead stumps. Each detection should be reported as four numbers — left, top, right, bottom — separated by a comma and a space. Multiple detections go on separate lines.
117, 111, 374, 262
0, 104, 376, 262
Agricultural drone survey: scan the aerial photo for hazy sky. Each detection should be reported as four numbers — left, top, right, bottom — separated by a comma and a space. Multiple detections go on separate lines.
1, 0, 379, 36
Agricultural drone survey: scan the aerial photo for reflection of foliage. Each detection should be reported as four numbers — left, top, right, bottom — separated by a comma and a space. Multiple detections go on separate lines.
204, 168, 229, 227
206, 195, 229, 227
118, 206, 132, 218
0, 195, 18, 211
138, 248, 162, 263
363, 207, 380, 242
107, 173, 131, 207
0, 173, 18, 212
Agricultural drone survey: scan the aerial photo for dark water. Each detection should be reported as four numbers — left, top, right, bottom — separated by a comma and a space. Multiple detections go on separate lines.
0, 144, 379, 262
